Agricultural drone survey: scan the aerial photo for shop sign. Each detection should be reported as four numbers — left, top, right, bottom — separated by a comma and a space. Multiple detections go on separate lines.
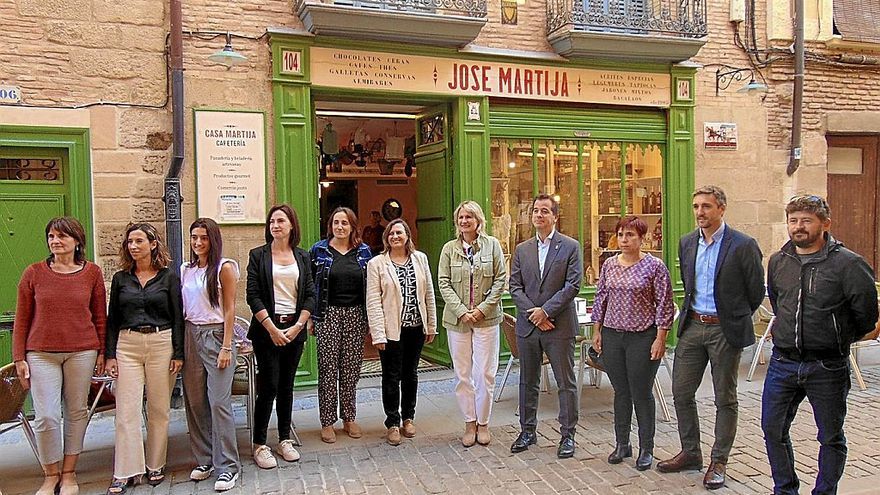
703, 122, 737, 150
194, 110, 267, 224
310, 47, 670, 108
0, 85, 22, 104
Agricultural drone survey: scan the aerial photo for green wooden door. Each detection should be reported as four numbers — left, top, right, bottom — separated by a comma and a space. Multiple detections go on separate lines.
0, 147, 70, 320
414, 105, 454, 365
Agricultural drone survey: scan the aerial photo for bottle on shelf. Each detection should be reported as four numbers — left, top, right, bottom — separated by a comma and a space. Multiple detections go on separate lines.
652, 218, 662, 250
656, 189, 662, 214
649, 188, 659, 214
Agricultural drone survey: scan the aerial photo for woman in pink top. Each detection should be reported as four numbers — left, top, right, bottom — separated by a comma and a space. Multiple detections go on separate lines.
591, 216, 674, 472
13, 217, 107, 495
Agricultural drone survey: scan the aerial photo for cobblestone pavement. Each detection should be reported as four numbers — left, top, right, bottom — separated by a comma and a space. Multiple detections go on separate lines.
2, 359, 880, 495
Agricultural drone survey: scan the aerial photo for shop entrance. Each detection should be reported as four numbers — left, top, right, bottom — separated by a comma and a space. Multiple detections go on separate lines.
312, 100, 452, 365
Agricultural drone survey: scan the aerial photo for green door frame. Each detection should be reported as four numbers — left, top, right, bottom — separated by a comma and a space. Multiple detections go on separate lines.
0, 125, 94, 325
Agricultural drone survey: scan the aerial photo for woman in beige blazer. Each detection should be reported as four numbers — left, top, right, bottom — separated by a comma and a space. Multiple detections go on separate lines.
438, 201, 507, 447
366, 219, 437, 446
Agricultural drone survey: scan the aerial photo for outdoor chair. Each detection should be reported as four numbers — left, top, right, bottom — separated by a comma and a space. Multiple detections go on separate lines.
0, 362, 39, 462
494, 312, 550, 403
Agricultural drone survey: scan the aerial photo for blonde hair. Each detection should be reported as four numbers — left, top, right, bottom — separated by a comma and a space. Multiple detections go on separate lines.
453, 200, 486, 239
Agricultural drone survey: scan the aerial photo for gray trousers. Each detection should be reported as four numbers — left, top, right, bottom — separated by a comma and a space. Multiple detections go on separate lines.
672, 319, 742, 463
182, 322, 240, 474
601, 327, 660, 450
27, 350, 97, 465
517, 331, 578, 437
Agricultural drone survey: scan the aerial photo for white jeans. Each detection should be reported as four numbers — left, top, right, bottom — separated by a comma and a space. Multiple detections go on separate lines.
447, 325, 500, 425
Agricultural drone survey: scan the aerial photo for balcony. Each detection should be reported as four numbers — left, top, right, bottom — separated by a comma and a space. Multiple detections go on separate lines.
547, 0, 708, 62
296, 0, 488, 48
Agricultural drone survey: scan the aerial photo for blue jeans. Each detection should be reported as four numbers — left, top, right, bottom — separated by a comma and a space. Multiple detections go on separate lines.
761, 350, 850, 495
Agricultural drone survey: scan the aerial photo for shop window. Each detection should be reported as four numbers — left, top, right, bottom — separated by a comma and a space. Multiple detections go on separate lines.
490, 139, 663, 285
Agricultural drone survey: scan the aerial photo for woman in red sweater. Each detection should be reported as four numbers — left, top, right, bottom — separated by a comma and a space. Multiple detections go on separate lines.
13, 217, 107, 495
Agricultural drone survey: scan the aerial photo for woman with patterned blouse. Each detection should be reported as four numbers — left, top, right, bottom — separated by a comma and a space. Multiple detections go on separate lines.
366, 219, 437, 446
591, 216, 675, 472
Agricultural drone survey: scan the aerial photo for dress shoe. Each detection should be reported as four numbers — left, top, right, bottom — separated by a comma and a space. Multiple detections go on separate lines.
476, 424, 491, 445
510, 431, 537, 453
343, 421, 362, 439
607, 443, 632, 464
402, 419, 416, 438
557, 436, 576, 459
321, 425, 337, 443
386, 426, 401, 446
657, 451, 703, 473
635, 449, 654, 471
461, 421, 477, 447
703, 462, 726, 490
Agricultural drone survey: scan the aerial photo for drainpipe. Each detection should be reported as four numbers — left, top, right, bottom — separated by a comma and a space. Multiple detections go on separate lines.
786, 0, 804, 176
164, 0, 185, 268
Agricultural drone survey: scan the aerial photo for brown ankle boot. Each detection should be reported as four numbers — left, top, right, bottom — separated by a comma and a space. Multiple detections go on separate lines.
476, 423, 491, 445
461, 421, 477, 447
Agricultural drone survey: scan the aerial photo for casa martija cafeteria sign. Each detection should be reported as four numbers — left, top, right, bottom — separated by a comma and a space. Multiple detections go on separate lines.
307, 47, 671, 108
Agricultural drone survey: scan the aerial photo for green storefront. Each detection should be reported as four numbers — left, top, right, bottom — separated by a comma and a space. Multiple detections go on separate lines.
268, 33, 696, 385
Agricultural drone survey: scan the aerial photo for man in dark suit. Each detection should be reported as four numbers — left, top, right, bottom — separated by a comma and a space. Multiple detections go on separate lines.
508, 194, 583, 458
657, 186, 764, 490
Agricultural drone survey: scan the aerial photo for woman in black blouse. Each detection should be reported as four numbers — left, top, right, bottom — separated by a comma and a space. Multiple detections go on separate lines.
246, 205, 315, 469
105, 223, 184, 494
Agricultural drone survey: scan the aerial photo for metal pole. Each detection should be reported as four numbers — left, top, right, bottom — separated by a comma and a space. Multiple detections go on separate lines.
787, 0, 804, 176
165, 0, 185, 269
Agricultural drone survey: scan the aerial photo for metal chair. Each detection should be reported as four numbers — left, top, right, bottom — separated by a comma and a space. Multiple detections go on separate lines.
234, 316, 301, 445
0, 362, 39, 462
493, 313, 550, 403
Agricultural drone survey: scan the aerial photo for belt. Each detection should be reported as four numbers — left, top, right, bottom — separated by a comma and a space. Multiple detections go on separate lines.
125, 325, 172, 334
688, 311, 720, 325
275, 314, 297, 324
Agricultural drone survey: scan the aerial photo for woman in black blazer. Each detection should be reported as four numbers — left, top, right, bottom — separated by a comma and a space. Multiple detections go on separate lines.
246, 204, 315, 470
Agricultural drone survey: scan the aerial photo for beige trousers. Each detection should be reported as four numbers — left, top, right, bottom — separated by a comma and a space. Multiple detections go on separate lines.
113, 330, 175, 478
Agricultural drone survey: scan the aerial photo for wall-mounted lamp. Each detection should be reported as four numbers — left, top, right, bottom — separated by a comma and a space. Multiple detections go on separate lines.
715, 65, 768, 96
207, 32, 248, 67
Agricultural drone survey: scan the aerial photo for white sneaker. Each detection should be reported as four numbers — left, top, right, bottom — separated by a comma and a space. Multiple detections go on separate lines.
276, 439, 301, 462
214, 472, 238, 492
253, 444, 277, 469
190, 464, 214, 481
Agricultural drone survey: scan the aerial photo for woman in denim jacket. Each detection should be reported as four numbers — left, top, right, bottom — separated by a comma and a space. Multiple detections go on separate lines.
309, 207, 373, 443
437, 201, 507, 447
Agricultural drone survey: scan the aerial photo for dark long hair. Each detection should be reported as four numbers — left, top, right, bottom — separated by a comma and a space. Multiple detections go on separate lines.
45, 217, 87, 265
326, 207, 362, 249
189, 218, 223, 308
264, 204, 301, 249
119, 222, 170, 272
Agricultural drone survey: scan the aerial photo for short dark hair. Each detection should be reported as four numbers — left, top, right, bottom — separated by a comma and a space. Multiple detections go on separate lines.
45, 217, 87, 265
532, 194, 559, 216
786, 194, 831, 221
265, 204, 301, 248
614, 216, 648, 238
326, 207, 362, 249
693, 185, 727, 207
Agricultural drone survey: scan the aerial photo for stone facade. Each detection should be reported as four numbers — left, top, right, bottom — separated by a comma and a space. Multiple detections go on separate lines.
4, 0, 875, 284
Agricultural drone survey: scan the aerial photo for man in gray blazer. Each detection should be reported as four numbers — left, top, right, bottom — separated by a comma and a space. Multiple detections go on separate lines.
508, 194, 583, 458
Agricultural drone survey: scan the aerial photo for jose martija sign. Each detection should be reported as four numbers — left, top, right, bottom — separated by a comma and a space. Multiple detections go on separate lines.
309, 47, 671, 108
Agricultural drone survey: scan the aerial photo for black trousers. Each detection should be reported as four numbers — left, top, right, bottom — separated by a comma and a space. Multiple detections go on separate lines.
252, 319, 305, 445
601, 326, 661, 451
378, 325, 425, 428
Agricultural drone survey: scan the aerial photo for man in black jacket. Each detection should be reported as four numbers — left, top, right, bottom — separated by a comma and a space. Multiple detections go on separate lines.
657, 186, 765, 490
763, 194, 878, 495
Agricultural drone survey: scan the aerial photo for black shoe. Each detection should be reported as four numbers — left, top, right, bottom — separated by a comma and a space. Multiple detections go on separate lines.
607, 443, 633, 464
557, 436, 575, 459
510, 431, 537, 453
635, 449, 653, 471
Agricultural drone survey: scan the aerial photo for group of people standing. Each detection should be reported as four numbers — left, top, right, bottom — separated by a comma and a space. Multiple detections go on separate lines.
12, 186, 878, 495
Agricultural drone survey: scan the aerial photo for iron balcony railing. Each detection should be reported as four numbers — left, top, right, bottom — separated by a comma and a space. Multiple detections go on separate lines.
298, 0, 488, 19
547, 0, 707, 38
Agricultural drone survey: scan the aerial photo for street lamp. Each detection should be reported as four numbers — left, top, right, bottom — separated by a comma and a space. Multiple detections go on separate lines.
715, 66, 768, 96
